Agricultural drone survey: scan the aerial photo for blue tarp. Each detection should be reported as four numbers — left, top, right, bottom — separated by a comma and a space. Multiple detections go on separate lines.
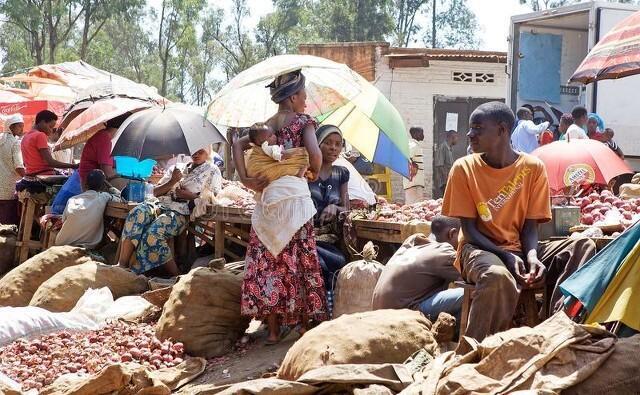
560, 220, 640, 313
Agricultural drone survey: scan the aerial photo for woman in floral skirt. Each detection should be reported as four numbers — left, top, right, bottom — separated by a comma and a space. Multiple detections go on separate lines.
232, 69, 326, 344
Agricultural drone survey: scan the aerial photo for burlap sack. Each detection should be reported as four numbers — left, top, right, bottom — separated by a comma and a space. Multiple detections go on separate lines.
333, 242, 384, 318
0, 246, 94, 307
246, 147, 309, 183
0, 234, 16, 276
564, 334, 640, 395
278, 309, 436, 381
40, 357, 206, 395
155, 267, 249, 358
619, 183, 640, 200
29, 262, 149, 312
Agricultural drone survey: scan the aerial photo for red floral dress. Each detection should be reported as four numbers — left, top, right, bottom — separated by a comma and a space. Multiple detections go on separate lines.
241, 114, 328, 325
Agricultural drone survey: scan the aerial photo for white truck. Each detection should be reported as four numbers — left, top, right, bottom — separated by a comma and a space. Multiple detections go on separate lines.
507, 1, 640, 170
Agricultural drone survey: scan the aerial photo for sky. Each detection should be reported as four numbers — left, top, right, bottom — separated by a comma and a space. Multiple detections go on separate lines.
239, 0, 534, 52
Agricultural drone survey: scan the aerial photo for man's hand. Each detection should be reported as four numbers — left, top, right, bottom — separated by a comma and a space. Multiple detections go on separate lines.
242, 176, 268, 192
503, 253, 528, 286
174, 187, 192, 200
525, 255, 546, 288
319, 204, 340, 225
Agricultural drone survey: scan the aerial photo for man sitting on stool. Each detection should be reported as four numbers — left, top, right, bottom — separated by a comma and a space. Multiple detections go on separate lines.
372, 216, 464, 322
442, 102, 596, 341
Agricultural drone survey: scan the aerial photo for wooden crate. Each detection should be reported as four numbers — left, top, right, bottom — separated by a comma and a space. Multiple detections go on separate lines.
353, 219, 431, 244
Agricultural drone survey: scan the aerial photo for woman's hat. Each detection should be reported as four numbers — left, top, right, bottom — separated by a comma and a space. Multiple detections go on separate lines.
316, 124, 343, 145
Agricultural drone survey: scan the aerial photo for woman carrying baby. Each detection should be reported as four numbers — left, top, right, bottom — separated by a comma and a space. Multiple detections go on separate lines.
233, 69, 327, 344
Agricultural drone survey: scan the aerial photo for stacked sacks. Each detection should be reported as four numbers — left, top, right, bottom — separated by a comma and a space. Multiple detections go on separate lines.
0, 225, 17, 276
333, 242, 384, 318
155, 267, 250, 358
278, 309, 437, 380
29, 262, 149, 312
0, 246, 95, 307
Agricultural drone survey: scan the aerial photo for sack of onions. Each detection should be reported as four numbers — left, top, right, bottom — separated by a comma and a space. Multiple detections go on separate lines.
29, 262, 149, 312
333, 242, 384, 318
156, 267, 249, 358
0, 246, 94, 307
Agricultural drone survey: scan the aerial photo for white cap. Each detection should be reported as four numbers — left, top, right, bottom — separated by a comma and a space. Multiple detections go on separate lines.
6, 113, 24, 128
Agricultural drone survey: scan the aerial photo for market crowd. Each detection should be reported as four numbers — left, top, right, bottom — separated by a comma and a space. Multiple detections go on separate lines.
0, 69, 607, 345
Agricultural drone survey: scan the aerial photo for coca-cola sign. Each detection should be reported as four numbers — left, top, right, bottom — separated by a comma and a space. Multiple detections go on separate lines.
0, 103, 27, 115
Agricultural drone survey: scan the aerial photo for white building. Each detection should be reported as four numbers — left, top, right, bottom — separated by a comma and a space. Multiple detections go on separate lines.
299, 43, 508, 200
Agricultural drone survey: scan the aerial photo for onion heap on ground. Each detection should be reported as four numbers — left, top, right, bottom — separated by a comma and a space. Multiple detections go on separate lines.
0, 321, 185, 391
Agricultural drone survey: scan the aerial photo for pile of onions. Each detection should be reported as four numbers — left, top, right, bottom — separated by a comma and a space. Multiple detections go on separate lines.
573, 190, 640, 228
364, 199, 443, 223
0, 321, 185, 391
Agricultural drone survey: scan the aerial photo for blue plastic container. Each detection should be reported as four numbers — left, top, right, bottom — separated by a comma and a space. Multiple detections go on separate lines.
114, 156, 156, 179
126, 180, 146, 203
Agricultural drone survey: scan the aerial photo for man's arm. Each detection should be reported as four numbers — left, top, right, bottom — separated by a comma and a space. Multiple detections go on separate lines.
461, 218, 527, 284
38, 148, 78, 169
524, 120, 550, 135
520, 218, 546, 287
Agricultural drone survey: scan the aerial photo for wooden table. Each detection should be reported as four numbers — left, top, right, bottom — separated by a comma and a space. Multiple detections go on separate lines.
352, 219, 431, 244
103, 201, 138, 264
189, 206, 252, 260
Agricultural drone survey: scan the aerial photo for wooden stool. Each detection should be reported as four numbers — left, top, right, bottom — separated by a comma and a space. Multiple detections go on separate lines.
15, 195, 45, 264
456, 280, 547, 340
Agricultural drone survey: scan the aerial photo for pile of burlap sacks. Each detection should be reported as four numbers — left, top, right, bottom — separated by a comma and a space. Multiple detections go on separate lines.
186, 310, 638, 395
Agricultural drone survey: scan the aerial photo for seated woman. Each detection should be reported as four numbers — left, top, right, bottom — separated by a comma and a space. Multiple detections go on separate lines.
308, 125, 350, 290
117, 147, 221, 277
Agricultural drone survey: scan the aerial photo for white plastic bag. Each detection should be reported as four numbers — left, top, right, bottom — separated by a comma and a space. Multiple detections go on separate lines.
103, 295, 155, 322
69, 287, 114, 323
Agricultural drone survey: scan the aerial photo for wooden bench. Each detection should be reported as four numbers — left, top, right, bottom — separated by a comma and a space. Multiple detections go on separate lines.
455, 281, 548, 340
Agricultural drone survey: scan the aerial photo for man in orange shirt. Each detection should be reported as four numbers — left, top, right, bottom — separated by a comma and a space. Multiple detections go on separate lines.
443, 102, 596, 341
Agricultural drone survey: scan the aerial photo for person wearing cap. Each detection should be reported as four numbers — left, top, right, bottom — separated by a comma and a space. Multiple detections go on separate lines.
21, 110, 77, 175
0, 114, 26, 224
233, 69, 327, 345
434, 129, 458, 198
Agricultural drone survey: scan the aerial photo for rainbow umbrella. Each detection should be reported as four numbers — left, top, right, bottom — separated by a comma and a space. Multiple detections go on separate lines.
570, 10, 640, 84
319, 82, 410, 177
206, 55, 363, 127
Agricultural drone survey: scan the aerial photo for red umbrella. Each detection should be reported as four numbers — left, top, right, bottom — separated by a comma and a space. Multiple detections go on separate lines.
531, 140, 632, 192
570, 10, 640, 84
54, 97, 154, 151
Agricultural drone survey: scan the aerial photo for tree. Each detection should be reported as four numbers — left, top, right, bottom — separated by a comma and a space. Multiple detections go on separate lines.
518, 0, 573, 10
312, 0, 395, 42
77, 0, 144, 59
393, 0, 429, 47
156, 0, 205, 96
422, 0, 479, 49
255, 0, 305, 56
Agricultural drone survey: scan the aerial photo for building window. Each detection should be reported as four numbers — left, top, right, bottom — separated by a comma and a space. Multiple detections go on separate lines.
475, 73, 495, 83
452, 72, 474, 82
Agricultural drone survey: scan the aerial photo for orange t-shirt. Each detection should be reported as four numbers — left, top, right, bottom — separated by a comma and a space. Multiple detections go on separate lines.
442, 153, 551, 270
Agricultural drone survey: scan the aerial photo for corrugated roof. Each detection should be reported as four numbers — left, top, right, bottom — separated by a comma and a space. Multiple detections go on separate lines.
385, 48, 507, 64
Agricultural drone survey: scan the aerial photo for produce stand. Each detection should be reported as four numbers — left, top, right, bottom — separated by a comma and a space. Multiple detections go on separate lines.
189, 205, 252, 260
352, 219, 431, 244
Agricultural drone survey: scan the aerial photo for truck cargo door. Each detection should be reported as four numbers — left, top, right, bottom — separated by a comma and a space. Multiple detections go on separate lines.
519, 32, 563, 103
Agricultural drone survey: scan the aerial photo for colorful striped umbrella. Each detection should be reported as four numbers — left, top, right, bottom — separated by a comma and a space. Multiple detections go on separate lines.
570, 10, 640, 84
319, 81, 410, 177
206, 55, 363, 127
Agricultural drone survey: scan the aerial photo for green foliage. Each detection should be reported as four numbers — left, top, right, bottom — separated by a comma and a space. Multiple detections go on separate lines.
0, 0, 486, 102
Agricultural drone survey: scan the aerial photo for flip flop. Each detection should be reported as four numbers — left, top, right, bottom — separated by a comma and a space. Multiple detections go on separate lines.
265, 326, 292, 346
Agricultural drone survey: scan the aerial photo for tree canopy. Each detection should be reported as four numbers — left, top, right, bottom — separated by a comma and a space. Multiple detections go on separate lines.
0, 0, 482, 103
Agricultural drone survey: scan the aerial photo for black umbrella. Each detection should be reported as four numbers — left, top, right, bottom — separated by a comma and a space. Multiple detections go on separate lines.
111, 106, 226, 159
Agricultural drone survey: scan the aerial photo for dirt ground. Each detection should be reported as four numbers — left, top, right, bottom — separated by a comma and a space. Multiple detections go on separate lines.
176, 320, 299, 394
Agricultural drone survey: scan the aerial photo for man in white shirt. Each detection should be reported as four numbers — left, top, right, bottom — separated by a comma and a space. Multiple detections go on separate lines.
511, 107, 550, 153
0, 114, 26, 225
565, 106, 589, 140
55, 169, 121, 249
403, 127, 426, 204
